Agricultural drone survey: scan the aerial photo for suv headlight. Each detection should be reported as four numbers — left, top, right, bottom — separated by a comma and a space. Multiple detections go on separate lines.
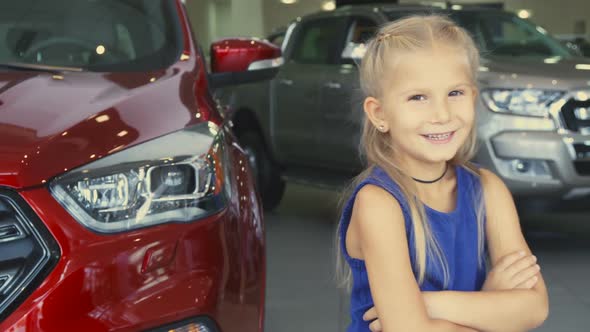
50, 122, 231, 233
481, 89, 565, 117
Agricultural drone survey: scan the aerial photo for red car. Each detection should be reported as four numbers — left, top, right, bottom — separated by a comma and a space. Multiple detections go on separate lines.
0, 0, 281, 331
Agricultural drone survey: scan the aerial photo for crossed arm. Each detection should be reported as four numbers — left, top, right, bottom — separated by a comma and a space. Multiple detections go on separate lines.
349, 169, 548, 332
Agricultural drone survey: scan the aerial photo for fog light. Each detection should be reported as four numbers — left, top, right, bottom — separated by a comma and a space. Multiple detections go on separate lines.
166, 322, 211, 332
497, 158, 552, 179
146, 317, 218, 332
513, 159, 531, 173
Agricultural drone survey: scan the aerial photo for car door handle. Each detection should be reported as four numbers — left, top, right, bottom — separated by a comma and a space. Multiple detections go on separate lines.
279, 79, 293, 86
324, 82, 342, 89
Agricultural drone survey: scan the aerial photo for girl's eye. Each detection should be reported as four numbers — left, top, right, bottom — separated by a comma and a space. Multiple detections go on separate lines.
449, 90, 465, 97
408, 94, 427, 101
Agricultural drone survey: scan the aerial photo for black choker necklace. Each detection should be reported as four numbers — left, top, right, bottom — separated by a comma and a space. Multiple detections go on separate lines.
411, 164, 449, 184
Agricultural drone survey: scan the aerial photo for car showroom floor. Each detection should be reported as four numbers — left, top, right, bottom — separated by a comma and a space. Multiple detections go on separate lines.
264, 183, 590, 332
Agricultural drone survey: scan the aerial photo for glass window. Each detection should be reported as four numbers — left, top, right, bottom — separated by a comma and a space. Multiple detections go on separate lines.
448, 14, 487, 53
0, 0, 183, 72
347, 17, 378, 44
385, 10, 572, 58
340, 17, 378, 64
475, 13, 571, 57
267, 32, 286, 48
291, 17, 346, 65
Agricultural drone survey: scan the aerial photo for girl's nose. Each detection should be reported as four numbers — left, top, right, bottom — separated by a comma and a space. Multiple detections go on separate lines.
431, 99, 451, 124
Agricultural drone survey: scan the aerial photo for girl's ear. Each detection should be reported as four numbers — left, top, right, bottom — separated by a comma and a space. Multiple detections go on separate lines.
364, 96, 389, 133
471, 84, 479, 104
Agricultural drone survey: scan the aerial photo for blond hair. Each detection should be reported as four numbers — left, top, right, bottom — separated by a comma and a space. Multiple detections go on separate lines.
336, 14, 485, 290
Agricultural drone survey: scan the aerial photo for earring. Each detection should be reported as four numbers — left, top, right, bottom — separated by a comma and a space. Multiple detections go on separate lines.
378, 125, 386, 132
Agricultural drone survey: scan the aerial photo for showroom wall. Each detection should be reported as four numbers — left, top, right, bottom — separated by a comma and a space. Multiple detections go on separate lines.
186, 0, 590, 50
187, 0, 265, 49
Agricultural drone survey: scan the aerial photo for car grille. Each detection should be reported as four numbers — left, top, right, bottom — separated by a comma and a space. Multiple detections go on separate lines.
0, 189, 60, 322
560, 98, 590, 133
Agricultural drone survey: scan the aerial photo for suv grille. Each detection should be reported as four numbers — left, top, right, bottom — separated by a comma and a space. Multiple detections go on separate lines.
560, 98, 590, 133
0, 190, 60, 322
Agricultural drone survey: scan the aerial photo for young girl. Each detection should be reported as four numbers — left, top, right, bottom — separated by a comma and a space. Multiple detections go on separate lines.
337, 15, 548, 332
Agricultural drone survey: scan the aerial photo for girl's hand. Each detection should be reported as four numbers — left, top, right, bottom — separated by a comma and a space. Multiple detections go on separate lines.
363, 294, 438, 331
363, 307, 382, 332
482, 250, 541, 291
363, 306, 478, 332
362, 251, 540, 331
363, 297, 436, 332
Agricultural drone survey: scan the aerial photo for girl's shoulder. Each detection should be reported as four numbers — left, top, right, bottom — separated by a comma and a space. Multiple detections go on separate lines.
476, 167, 509, 197
368, 165, 400, 187
355, 166, 413, 215
339, 167, 413, 264
366, 166, 408, 200
458, 162, 485, 192
342, 166, 411, 221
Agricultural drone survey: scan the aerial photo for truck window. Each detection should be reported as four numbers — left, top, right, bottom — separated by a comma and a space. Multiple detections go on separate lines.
347, 17, 378, 44
291, 17, 346, 65
448, 14, 487, 53
468, 12, 572, 58
385, 10, 572, 59
340, 16, 378, 64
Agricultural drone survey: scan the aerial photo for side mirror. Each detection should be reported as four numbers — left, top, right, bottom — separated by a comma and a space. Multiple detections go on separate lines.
209, 38, 283, 89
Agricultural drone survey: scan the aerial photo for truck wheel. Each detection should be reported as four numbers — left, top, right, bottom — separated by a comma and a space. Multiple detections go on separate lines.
239, 132, 285, 211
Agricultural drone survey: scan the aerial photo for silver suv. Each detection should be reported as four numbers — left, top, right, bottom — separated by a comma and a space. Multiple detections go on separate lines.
221, 4, 590, 210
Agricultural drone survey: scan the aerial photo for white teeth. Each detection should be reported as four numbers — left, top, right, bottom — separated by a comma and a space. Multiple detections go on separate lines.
426, 133, 451, 141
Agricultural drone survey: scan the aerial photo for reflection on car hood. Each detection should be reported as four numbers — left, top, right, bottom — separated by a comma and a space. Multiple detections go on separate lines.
483, 56, 590, 80
0, 70, 200, 189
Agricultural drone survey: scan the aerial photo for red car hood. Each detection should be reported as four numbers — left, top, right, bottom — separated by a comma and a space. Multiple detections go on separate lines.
0, 69, 202, 189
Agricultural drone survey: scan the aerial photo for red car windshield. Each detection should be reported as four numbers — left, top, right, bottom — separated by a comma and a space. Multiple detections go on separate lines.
0, 0, 183, 72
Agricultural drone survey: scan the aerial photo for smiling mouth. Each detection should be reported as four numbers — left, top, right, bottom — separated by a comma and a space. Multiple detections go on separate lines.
421, 131, 456, 143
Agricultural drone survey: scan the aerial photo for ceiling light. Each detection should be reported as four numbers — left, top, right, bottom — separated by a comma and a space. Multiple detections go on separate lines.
96, 45, 106, 55
517, 9, 531, 19
281, 0, 297, 4
322, 1, 335, 11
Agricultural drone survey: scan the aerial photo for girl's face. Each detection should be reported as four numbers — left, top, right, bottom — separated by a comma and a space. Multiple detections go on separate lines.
375, 45, 476, 167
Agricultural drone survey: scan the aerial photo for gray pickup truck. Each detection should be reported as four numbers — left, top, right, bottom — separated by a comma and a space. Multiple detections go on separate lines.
220, 4, 590, 211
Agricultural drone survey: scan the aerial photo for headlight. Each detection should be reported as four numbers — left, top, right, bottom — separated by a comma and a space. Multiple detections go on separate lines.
50, 122, 231, 233
481, 89, 565, 117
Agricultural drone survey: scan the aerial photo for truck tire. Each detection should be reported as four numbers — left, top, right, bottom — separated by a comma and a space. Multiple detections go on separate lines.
238, 131, 285, 211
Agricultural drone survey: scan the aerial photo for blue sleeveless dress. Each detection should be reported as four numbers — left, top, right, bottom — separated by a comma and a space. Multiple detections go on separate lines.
339, 165, 487, 332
